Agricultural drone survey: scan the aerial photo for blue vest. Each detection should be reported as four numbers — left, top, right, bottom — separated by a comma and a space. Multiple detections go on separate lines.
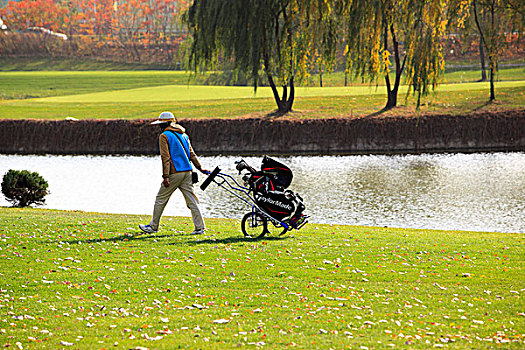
163, 131, 192, 172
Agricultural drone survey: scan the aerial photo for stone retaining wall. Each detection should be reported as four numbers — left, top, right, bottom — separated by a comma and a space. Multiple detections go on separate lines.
1, 111, 523, 155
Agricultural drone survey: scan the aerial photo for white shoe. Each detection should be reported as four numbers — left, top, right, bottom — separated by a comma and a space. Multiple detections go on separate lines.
191, 229, 205, 235
139, 224, 157, 234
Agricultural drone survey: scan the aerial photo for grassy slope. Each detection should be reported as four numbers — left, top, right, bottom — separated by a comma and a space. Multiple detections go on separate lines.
0, 207, 523, 349
0, 84, 523, 120
1, 68, 524, 100
0, 65, 523, 119
0, 66, 524, 120
29, 81, 524, 103
0, 57, 171, 72
307, 67, 525, 87
0, 71, 199, 100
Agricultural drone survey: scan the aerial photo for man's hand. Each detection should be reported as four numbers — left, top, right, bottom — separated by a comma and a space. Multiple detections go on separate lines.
199, 169, 210, 175
163, 178, 170, 188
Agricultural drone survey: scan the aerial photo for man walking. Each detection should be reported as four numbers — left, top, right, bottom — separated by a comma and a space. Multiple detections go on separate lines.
139, 112, 208, 235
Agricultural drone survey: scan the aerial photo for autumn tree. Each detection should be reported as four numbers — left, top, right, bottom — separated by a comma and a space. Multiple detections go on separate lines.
471, 0, 524, 101
0, 0, 69, 32
68, 0, 114, 38
308, 0, 340, 87
187, 0, 334, 115
474, 3, 488, 82
111, 0, 150, 61
144, 0, 189, 64
338, 0, 449, 109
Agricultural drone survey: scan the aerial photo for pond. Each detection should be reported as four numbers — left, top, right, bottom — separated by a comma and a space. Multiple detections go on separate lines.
1, 153, 524, 233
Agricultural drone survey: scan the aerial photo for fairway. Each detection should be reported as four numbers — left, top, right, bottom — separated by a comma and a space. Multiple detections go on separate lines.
1, 69, 524, 119
36, 85, 387, 103
31, 80, 525, 103
0, 71, 202, 100
0, 207, 523, 349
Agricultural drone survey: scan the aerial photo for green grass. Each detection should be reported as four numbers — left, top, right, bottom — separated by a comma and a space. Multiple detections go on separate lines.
0, 83, 523, 120
0, 57, 172, 72
307, 67, 525, 87
31, 80, 525, 103
1, 67, 524, 101
0, 71, 200, 100
0, 68, 523, 120
0, 207, 523, 349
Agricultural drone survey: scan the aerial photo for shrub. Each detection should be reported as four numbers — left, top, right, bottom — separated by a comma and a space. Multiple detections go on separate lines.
1, 170, 49, 207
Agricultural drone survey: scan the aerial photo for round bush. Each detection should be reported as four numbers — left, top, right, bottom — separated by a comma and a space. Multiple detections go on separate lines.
1, 170, 49, 207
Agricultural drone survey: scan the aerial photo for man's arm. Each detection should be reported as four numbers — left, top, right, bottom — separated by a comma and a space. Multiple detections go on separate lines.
159, 134, 171, 186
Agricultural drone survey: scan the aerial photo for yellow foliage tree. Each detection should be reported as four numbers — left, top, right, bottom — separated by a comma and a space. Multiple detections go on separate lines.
338, 0, 450, 109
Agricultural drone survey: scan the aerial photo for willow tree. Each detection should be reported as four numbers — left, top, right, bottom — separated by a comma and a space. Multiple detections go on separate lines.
471, 0, 524, 101
339, 0, 448, 109
186, 0, 333, 115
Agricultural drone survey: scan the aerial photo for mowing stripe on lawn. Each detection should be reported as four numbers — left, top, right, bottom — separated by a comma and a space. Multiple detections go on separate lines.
33, 80, 525, 103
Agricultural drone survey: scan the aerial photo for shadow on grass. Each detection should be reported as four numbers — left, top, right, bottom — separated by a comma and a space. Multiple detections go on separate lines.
62, 232, 181, 245
184, 235, 290, 246
263, 110, 283, 119
61, 231, 291, 246
365, 107, 390, 118
472, 100, 495, 112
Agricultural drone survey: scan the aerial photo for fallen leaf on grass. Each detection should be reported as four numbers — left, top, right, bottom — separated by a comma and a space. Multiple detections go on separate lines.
142, 333, 163, 341
213, 319, 230, 324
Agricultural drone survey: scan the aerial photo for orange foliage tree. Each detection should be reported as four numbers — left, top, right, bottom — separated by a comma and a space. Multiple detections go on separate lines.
1, 0, 189, 63
0, 0, 69, 32
68, 0, 114, 38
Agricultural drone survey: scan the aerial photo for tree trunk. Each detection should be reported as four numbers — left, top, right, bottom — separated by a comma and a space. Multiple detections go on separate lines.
383, 24, 405, 110
385, 84, 397, 109
265, 71, 294, 115
285, 77, 295, 113
319, 62, 323, 87
479, 38, 487, 82
262, 47, 294, 114
489, 60, 495, 101
473, 0, 495, 101
383, 23, 394, 110
261, 15, 294, 116
132, 40, 142, 62
489, 2, 496, 101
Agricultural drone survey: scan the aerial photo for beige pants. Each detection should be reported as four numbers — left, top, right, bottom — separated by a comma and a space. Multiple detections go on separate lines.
149, 171, 205, 231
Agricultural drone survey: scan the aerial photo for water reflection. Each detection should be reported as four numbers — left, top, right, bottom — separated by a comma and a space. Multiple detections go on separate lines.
0, 153, 523, 233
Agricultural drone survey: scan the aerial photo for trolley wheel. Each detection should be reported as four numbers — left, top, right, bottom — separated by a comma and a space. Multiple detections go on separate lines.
241, 212, 267, 239
268, 222, 288, 236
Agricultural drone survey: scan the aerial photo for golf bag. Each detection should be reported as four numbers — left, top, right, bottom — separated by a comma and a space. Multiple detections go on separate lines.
237, 156, 306, 226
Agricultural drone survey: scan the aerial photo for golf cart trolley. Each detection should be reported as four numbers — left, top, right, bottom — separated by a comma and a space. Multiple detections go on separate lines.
200, 156, 309, 238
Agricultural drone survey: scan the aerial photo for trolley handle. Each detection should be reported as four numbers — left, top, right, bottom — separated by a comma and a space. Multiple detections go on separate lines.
200, 166, 221, 191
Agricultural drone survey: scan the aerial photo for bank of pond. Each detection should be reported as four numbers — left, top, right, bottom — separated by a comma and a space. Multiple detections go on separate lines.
0, 111, 524, 155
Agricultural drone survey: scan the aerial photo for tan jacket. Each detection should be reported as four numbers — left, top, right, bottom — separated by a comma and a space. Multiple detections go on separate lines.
159, 123, 202, 178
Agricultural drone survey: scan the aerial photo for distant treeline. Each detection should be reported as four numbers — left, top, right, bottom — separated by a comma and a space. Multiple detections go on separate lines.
0, 0, 523, 68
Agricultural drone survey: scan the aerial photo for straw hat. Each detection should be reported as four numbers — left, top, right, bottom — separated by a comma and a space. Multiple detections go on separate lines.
151, 111, 176, 125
